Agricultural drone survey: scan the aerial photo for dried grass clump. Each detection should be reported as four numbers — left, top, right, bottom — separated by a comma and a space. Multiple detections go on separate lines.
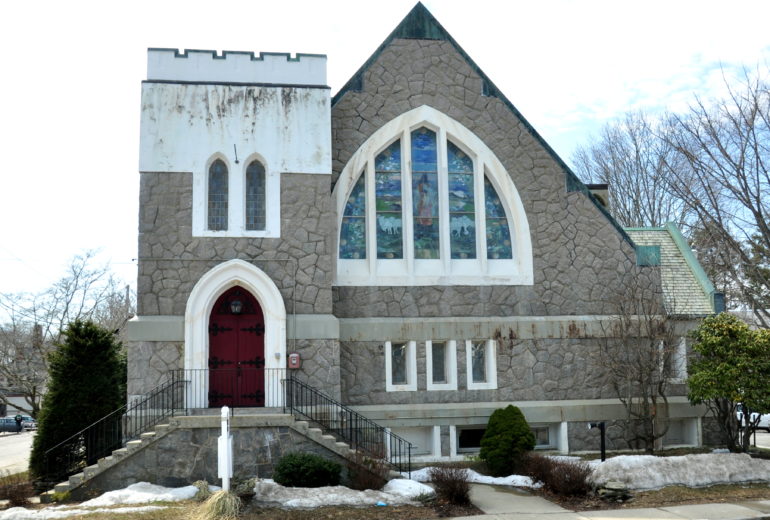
192, 480, 213, 502
0, 470, 34, 507
194, 489, 242, 520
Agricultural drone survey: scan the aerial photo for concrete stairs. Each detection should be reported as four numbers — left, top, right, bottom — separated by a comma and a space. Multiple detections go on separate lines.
41, 414, 360, 502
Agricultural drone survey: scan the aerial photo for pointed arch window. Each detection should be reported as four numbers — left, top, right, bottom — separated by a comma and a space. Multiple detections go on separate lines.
336, 109, 531, 286
245, 160, 266, 231
208, 159, 228, 231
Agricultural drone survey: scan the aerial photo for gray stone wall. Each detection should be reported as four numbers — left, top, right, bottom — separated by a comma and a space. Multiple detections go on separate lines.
291, 339, 341, 400
127, 341, 183, 397
568, 420, 631, 452
73, 425, 349, 499
340, 337, 643, 406
137, 172, 333, 317
331, 38, 641, 319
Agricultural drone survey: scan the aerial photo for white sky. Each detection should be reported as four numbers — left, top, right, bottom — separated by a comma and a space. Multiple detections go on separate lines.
1, 0, 769, 295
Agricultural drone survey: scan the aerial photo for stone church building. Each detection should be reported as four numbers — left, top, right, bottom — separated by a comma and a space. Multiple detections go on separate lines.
127, 3, 720, 459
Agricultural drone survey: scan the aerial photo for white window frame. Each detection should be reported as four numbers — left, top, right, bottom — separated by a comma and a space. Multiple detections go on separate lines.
426, 340, 457, 391
531, 424, 555, 449
465, 339, 497, 390
334, 105, 533, 286
385, 340, 417, 392
193, 152, 280, 238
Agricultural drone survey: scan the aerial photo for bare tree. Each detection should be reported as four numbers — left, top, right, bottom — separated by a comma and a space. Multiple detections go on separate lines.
572, 111, 694, 228
595, 267, 682, 453
664, 69, 770, 326
0, 251, 134, 416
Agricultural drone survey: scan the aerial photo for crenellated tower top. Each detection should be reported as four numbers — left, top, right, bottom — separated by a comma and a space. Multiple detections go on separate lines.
146, 48, 327, 86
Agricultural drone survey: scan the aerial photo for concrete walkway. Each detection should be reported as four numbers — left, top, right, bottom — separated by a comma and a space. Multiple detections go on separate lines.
452, 484, 770, 520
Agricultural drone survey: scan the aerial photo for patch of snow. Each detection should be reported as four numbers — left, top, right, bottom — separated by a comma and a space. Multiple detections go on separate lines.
382, 478, 434, 498
252, 479, 424, 508
591, 453, 770, 490
80, 482, 198, 507
404, 467, 540, 488
0, 506, 164, 520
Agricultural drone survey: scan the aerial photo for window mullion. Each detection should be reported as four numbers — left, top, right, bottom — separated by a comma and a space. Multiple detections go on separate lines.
477, 161, 488, 272
438, 128, 450, 272
402, 129, 414, 272
366, 159, 376, 280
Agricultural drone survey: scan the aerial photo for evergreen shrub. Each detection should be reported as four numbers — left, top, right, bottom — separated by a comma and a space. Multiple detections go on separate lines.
29, 320, 126, 485
273, 452, 341, 488
479, 405, 535, 476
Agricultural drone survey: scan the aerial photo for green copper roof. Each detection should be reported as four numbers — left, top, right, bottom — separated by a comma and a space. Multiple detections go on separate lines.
333, 2, 634, 248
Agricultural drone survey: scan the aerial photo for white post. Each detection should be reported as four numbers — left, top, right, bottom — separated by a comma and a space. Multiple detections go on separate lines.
218, 406, 233, 491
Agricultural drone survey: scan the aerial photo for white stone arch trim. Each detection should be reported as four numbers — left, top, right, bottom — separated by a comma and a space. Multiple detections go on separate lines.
333, 104, 533, 286
184, 259, 286, 407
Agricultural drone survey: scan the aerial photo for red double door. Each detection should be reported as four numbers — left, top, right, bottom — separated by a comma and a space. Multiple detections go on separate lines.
208, 286, 265, 407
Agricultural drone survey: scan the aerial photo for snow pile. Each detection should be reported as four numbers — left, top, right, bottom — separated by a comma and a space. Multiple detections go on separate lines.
252, 478, 430, 508
382, 478, 434, 498
0, 505, 164, 520
406, 467, 540, 488
80, 482, 199, 506
591, 453, 770, 490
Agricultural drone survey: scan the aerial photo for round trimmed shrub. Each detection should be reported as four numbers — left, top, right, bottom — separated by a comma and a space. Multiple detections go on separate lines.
273, 452, 341, 488
479, 405, 535, 476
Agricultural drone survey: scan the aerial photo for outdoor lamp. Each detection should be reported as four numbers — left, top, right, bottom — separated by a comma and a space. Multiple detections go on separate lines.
230, 299, 243, 314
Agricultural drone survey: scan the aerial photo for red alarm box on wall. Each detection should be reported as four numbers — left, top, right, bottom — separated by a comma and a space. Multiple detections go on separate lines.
288, 352, 302, 369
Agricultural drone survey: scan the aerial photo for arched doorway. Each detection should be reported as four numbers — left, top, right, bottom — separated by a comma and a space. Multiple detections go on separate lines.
208, 286, 265, 407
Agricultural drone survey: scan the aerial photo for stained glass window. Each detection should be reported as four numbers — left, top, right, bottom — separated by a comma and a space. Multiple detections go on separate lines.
431, 341, 446, 383
471, 341, 486, 383
412, 128, 439, 259
391, 342, 407, 385
448, 141, 475, 259
375, 140, 403, 259
245, 160, 265, 231
484, 177, 512, 259
208, 159, 228, 231
340, 174, 366, 259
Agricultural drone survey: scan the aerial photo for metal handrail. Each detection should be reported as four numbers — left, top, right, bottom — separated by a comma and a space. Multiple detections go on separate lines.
42, 374, 186, 483
283, 375, 412, 475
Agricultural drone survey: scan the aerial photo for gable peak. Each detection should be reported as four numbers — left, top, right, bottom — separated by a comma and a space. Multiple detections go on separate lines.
393, 2, 448, 40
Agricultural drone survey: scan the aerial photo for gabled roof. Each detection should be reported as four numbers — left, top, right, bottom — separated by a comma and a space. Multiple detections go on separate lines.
626, 223, 720, 316
332, 2, 634, 247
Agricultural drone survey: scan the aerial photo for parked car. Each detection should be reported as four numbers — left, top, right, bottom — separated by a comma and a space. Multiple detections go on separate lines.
736, 404, 770, 432
0, 417, 22, 433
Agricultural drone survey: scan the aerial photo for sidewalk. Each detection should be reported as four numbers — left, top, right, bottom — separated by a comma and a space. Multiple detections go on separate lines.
453, 483, 770, 520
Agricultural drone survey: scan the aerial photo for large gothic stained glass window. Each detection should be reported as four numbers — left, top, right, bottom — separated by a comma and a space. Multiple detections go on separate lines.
338, 124, 515, 269
208, 159, 228, 231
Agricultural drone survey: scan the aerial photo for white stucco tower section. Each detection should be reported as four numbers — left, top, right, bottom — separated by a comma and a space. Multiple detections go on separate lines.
139, 48, 331, 238
185, 259, 287, 407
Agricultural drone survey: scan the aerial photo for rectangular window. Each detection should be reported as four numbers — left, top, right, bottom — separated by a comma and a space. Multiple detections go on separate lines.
466, 340, 497, 390
471, 341, 486, 383
432, 341, 446, 383
457, 427, 485, 452
532, 426, 550, 447
391, 343, 407, 385
386, 341, 417, 392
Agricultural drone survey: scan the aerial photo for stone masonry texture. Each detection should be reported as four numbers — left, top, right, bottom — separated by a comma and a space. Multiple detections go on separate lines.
137, 172, 333, 317
331, 38, 641, 318
73, 425, 350, 500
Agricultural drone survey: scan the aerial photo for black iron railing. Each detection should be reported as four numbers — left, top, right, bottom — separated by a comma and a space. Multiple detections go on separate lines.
170, 368, 286, 409
43, 375, 186, 484
283, 375, 412, 475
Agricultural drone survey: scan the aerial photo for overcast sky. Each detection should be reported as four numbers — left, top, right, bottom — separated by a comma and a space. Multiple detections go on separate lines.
1, 0, 769, 296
